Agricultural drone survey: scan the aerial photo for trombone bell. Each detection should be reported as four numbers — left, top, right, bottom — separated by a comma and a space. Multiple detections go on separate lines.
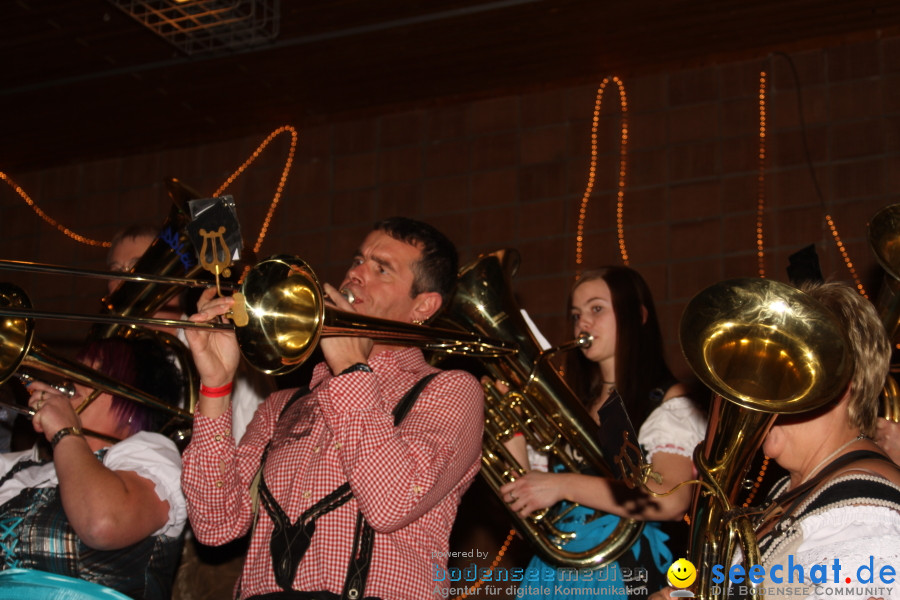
236, 257, 325, 372
237, 256, 517, 375
0, 256, 515, 378
679, 277, 853, 600
0, 282, 193, 423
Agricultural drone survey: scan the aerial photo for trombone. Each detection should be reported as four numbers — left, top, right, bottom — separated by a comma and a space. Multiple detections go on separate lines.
0, 282, 193, 441
0, 255, 517, 376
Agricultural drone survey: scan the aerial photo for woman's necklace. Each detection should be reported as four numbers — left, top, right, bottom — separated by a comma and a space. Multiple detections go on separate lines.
798, 433, 866, 486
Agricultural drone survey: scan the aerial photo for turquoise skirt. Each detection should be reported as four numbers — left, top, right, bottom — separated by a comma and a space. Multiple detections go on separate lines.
517, 505, 673, 600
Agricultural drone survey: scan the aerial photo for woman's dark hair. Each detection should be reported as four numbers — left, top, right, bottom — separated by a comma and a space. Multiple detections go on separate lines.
77, 337, 184, 437
564, 266, 675, 428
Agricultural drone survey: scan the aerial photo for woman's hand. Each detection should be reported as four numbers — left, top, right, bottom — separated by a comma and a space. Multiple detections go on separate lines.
500, 470, 566, 517
27, 382, 80, 442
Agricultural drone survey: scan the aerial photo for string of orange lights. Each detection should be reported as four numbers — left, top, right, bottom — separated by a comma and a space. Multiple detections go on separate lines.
213, 125, 298, 256
756, 71, 768, 278
575, 76, 629, 274
0, 83, 871, 295
0, 125, 298, 259
574, 70, 863, 294
0, 171, 110, 248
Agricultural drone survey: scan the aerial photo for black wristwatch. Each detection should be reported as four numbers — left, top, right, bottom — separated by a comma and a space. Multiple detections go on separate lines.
51, 426, 84, 449
339, 362, 373, 375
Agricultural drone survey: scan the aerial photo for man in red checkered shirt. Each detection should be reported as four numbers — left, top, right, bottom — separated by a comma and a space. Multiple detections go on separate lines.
181, 217, 484, 600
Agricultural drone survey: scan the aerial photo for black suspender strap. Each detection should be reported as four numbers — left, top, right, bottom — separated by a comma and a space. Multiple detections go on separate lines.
392, 372, 439, 426
340, 511, 377, 600
777, 449, 893, 516
756, 448, 896, 540
260, 477, 354, 591
257, 372, 440, 597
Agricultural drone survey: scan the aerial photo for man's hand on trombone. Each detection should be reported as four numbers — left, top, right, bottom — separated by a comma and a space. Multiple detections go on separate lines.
186, 287, 242, 419
320, 282, 373, 377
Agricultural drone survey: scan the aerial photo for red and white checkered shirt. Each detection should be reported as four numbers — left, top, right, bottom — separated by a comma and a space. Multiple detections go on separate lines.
182, 347, 484, 599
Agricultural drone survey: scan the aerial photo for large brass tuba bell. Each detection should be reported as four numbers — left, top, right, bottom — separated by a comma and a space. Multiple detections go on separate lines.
434, 249, 644, 569
680, 277, 852, 599
867, 203, 900, 422
92, 177, 217, 420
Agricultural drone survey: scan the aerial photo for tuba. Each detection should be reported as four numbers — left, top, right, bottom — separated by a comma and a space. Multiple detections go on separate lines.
867, 203, 900, 422
0, 178, 206, 441
679, 278, 852, 599
93, 177, 206, 339
435, 249, 644, 569
92, 177, 214, 421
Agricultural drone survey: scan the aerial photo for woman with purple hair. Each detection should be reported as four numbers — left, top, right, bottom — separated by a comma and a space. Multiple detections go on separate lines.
0, 337, 187, 599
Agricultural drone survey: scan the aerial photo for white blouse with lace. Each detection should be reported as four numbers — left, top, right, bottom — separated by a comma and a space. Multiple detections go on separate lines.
638, 395, 706, 462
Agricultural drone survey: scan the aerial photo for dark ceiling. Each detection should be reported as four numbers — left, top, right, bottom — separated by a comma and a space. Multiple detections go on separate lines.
3, 0, 900, 174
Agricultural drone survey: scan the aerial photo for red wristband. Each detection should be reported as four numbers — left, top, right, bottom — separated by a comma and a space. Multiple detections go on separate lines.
200, 382, 233, 398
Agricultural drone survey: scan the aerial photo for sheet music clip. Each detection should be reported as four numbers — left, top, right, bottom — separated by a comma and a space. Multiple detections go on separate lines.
185, 195, 244, 305
186, 195, 242, 266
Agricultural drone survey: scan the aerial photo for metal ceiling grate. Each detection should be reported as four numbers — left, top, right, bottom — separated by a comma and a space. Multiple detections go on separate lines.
108, 0, 280, 56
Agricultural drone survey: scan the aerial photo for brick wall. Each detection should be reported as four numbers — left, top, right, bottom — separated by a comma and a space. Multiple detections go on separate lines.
2, 35, 899, 382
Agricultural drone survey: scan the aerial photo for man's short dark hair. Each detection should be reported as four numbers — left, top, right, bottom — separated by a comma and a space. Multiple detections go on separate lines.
373, 217, 458, 308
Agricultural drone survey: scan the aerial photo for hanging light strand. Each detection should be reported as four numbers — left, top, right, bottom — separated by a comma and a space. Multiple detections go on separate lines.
0, 171, 110, 247
1, 126, 298, 255
450, 528, 517, 600
756, 71, 767, 278
575, 76, 629, 275
826, 214, 865, 297
213, 125, 298, 256
613, 77, 630, 266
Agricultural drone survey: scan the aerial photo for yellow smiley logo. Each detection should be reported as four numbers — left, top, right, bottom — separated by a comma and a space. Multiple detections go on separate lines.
666, 558, 697, 588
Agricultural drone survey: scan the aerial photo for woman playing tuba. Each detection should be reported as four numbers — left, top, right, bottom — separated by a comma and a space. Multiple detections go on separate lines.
501, 266, 706, 599
653, 280, 900, 600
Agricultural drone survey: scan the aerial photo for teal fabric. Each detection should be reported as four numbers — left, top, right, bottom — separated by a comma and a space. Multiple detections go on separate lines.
517, 504, 672, 600
0, 568, 131, 599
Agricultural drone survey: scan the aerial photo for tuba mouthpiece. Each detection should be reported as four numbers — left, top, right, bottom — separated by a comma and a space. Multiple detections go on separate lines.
576, 332, 593, 348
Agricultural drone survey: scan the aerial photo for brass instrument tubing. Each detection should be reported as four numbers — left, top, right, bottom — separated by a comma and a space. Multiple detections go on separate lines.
0, 259, 235, 290
0, 306, 232, 332
0, 399, 120, 445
